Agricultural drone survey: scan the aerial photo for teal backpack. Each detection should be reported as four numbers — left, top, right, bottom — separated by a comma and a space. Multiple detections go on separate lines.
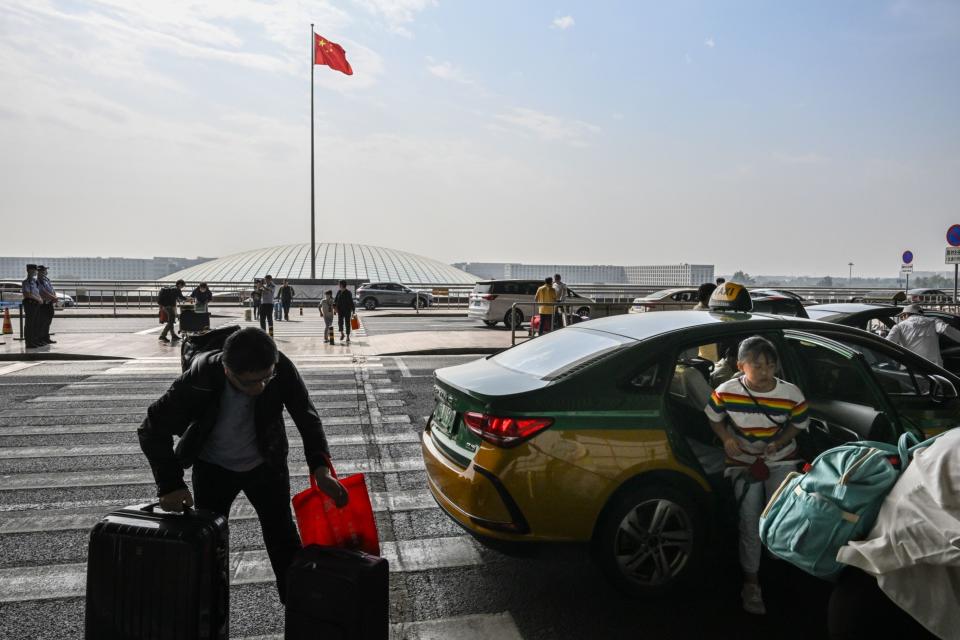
758, 431, 941, 580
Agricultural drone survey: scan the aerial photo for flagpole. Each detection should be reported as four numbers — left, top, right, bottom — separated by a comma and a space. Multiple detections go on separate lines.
309, 23, 316, 280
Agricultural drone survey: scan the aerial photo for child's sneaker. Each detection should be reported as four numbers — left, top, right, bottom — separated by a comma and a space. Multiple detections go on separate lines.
741, 584, 766, 615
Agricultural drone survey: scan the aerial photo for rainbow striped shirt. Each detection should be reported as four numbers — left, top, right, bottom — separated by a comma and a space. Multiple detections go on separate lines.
704, 377, 809, 464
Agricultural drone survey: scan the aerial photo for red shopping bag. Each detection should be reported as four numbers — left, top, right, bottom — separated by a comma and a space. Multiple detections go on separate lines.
159, 308, 168, 324
292, 466, 380, 556
350, 315, 360, 331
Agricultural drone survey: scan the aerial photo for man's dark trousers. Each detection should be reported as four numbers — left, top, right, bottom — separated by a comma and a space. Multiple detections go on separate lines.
282, 301, 291, 320
40, 303, 54, 342
22, 301, 41, 346
192, 459, 301, 603
259, 304, 274, 330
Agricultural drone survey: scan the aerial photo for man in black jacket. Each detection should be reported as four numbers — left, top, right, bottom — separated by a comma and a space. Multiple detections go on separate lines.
157, 279, 187, 343
138, 327, 348, 602
333, 280, 355, 343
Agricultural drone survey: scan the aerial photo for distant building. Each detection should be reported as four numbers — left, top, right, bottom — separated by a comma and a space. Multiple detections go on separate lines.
453, 262, 714, 286
624, 264, 714, 287
0, 256, 213, 280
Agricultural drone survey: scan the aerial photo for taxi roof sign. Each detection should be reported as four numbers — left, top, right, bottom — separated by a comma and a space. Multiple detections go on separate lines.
708, 282, 753, 312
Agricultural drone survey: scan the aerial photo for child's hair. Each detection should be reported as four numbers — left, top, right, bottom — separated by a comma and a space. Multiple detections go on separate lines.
325, 290, 333, 296
737, 336, 778, 365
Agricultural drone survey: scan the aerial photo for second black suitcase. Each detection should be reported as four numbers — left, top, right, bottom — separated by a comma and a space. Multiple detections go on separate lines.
285, 545, 389, 640
179, 309, 211, 333
85, 503, 229, 640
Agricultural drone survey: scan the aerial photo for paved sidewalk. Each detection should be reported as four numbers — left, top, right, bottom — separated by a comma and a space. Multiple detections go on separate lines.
0, 308, 515, 360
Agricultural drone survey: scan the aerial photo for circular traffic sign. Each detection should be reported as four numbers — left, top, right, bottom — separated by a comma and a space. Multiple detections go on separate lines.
948, 225, 960, 247
902, 250, 913, 264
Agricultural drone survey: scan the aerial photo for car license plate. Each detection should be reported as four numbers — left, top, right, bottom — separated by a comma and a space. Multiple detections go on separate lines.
434, 402, 457, 435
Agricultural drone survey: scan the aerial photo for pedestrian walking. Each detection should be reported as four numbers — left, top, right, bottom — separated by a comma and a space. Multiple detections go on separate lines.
319, 290, 335, 345
137, 327, 348, 604
693, 282, 717, 311
552, 273, 569, 328
259, 275, 276, 336
157, 279, 187, 343
278, 280, 296, 321
36, 265, 58, 345
333, 280, 355, 343
251, 281, 262, 320
535, 277, 557, 335
190, 282, 213, 313
886, 304, 960, 368
20, 264, 44, 348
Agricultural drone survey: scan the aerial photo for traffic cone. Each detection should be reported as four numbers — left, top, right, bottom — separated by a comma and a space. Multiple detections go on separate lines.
2, 308, 12, 335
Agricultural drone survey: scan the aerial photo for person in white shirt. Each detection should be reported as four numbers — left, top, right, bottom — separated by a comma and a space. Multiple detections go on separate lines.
552, 273, 569, 328
834, 428, 960, 639
886, 304, 960, 368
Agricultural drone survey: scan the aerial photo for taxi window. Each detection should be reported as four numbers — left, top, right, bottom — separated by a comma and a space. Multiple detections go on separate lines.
492, 329, 633, 380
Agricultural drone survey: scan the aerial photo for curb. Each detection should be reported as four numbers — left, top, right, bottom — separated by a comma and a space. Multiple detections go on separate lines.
0, 352, 131, 361
378, 347, 503, 356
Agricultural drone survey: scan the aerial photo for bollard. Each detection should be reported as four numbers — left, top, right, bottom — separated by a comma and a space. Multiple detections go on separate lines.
300, 303, 303, 316
244, 308, 251, 322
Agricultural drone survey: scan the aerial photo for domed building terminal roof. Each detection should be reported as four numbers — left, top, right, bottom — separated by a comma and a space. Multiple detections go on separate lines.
163, 243, 477, 285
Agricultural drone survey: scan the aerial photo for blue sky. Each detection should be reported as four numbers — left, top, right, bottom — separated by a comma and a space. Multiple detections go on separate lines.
1, 0, 958, 276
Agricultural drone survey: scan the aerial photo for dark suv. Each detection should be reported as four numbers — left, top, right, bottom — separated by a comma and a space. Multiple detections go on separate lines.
356, 283, 433, 310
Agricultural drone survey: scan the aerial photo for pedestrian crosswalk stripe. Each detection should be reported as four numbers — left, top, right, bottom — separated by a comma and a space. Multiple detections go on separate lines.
0, 536, 478, 602
0, 398, 404, 417
0, 362, 42, 376
0, 489, 435, 534
0, 432, 420, 458
29, 388, 399, 402
0, 457, 425, 490
236, 613, 524, 640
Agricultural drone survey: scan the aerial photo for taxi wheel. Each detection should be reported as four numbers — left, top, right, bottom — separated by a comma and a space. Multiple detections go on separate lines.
504, 310, 523, 328
363, 298, 377, 311
594, 484, 705, 597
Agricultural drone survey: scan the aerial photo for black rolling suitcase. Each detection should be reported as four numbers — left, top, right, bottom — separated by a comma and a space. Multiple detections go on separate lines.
284, 546, 389, 640
85, 503, 230, 640
180, 309, 211, 333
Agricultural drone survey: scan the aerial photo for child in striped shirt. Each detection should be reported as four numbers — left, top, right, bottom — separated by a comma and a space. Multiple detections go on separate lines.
704, 336, 809, 616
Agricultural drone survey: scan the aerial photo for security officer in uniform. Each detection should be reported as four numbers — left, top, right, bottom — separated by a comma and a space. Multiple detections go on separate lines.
37, 265, 58, 345
20, 264, 44, 348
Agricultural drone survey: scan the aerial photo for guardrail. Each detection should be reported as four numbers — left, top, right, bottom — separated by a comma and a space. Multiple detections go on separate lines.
507, 301, 632, 346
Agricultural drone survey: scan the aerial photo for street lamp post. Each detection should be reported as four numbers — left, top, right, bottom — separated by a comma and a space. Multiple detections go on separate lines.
848, 262, 853, 284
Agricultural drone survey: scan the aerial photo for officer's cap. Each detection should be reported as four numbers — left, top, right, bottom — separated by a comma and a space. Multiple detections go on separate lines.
26, 263, 37, 270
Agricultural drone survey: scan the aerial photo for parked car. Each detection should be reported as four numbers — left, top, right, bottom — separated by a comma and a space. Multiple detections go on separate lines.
628, 288, 698, 313
55, 293, 75, 308
807, 303, 960, 376
356, 283, 433, 310
749, 289, 809, 318
907, 288, 954, 304
467, 279, 594, 328
422, 310, 959, 597
0, 283, 73, 307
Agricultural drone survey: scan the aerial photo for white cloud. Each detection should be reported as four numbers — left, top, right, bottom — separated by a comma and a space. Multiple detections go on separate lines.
352, 0, 436, 38
492, 107, 600, 147
426, 57, 472, 84
552, 15, 575, 30
704, 36, 715, 48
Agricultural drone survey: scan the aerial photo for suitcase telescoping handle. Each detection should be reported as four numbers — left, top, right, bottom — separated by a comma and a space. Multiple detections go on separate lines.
142, 501, 195, 515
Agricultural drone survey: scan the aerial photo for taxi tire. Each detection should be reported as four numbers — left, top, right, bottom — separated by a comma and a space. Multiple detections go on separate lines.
483, 320, 498, 327
504, 309, 523, 329
363, 298, 378, 311
593, 483, 706, 598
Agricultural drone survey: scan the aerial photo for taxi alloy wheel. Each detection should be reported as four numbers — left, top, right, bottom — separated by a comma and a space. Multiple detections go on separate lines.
363, 298, 377, 311
596, 484, 704, 597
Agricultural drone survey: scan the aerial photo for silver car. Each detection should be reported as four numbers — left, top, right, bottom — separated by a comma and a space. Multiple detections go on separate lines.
356, 282, 433, 310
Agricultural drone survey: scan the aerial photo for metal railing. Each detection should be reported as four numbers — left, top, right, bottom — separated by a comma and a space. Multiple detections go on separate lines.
508, 301, 632, 346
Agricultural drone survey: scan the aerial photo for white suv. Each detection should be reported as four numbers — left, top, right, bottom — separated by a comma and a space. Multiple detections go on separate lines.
467, 279, 594, 328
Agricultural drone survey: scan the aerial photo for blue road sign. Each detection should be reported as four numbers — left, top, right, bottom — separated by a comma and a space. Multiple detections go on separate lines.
948, 225, 960, 248
902, 250, 913, 264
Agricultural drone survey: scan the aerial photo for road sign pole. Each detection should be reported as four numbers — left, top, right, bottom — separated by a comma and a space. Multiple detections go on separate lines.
955, 264, 958, 311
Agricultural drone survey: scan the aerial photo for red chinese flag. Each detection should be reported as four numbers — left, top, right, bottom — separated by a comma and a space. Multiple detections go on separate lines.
314, 33, 353, 76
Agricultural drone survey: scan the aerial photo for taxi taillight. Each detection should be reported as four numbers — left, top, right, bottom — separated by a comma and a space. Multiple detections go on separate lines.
481, 294, 497, 301
462, 412, 553, 448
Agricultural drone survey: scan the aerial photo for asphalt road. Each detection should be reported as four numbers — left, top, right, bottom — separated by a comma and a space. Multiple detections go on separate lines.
0, 355, 834, 639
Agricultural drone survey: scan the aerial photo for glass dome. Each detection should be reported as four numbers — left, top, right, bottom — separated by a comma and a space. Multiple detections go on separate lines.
162, 243, 477, 284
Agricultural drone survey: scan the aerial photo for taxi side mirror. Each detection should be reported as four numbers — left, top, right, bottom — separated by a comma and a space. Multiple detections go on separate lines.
927, 374, 958, 404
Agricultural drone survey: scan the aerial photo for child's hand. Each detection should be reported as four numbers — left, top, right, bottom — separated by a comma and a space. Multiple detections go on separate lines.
723, 437, 742, 459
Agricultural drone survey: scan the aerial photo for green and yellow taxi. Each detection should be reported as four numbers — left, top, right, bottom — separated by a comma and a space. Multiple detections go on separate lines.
422, 308, 960, 596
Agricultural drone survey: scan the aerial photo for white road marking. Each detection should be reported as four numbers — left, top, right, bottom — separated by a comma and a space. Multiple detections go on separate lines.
0, 362, 42, 376
0, 432, 419, 459
28, 389, 398, 402
390, 613, 525, 640
237, 614, 524, 640
394, 356, 412, 378
0, 398, 402, 417
0, 536, 478, 602
134, 326, 164, 335
1, 458, 425, 490
0, 489, 434, 534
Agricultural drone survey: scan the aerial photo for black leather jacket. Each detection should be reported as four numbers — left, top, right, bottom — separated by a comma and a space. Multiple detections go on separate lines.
138, 351, 331, 496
